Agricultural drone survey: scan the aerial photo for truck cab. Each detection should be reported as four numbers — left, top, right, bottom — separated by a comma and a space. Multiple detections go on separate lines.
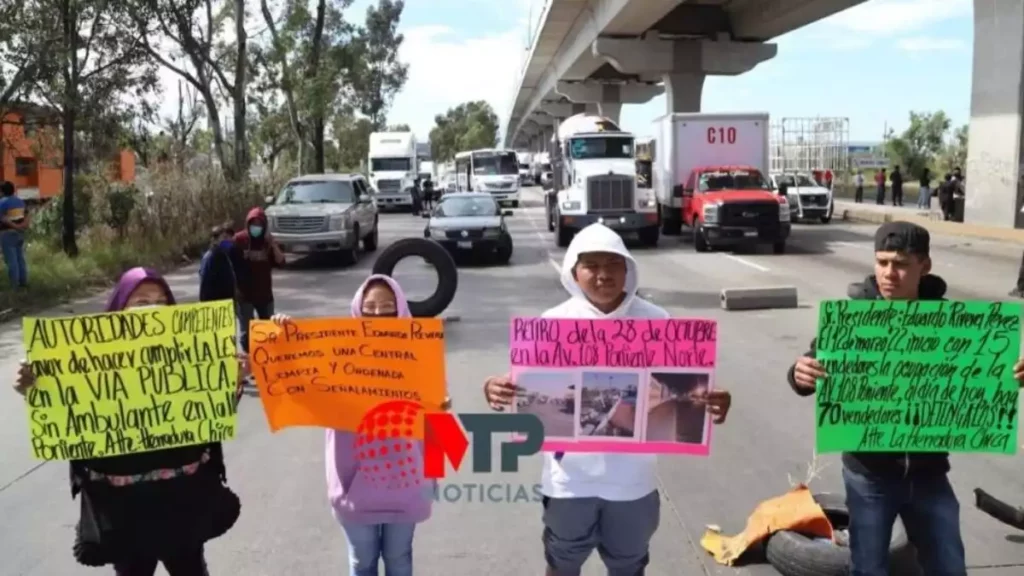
549, 114, 659, 247
682, 165, 791, 254
368, 132, 418, 211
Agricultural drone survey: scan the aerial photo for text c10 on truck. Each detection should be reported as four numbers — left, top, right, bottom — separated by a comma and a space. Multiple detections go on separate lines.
682, 165, 790, 254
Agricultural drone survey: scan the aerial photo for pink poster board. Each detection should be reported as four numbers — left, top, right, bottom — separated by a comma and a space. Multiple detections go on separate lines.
509, 317, 718, 455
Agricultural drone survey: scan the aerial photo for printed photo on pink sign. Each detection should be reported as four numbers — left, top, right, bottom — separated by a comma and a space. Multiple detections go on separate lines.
508, 317, 717, 456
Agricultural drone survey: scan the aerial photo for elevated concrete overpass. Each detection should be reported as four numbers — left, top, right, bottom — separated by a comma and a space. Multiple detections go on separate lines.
504, 0, 865, 150
505, 0, 1024, 230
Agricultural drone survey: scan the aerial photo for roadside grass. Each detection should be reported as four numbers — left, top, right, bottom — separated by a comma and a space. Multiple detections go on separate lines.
0, 166, 286, 317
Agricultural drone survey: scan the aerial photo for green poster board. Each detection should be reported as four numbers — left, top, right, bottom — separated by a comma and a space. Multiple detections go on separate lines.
815, 300, 1021, 454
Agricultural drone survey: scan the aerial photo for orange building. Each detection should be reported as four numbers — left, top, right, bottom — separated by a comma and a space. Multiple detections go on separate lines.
1, 105, 135, 201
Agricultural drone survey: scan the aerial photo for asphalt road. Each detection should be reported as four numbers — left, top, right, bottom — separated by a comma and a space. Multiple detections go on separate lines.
3, 187, 1024, 575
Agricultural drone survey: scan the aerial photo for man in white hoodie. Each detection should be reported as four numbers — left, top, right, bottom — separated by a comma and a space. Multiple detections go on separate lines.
484, 223, 731, 575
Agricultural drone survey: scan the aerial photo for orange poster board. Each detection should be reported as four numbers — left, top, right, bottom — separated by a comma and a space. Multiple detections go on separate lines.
249, 317, 447, 432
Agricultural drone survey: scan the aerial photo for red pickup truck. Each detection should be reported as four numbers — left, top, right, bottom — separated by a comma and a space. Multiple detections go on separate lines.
680, 164, 791, 254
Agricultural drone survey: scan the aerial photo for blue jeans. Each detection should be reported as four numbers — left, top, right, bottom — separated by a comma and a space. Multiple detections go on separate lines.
342, 522, 416, 576
918, 186, 931, 209
843, 467, 966, 576
0, 231, 27, 287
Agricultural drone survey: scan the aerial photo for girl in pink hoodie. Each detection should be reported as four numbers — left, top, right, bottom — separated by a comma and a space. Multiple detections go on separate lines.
273, 274, 442, 576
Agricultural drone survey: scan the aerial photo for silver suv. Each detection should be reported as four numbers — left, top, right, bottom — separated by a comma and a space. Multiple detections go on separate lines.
264, 173, 379, 265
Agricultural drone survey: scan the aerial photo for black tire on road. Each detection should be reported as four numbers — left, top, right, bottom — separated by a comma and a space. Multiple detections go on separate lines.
765, 493, 915, 576
371, 238, 458, 318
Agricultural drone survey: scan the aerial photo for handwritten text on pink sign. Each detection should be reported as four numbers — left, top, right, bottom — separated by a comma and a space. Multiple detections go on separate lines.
509, 318, 717, 367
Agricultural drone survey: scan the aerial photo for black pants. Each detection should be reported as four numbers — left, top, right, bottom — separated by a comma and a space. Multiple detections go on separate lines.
892, 187, 903, 206
236, 300, 275, 353
113, 548, 208, 576
940, 197, 953, 221
854, 186, 863, 203
876, 185, 885, 204
1015, 251, 1024, 291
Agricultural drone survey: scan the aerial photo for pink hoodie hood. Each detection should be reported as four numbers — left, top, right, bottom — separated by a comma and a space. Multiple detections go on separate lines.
326, 274, 432, 525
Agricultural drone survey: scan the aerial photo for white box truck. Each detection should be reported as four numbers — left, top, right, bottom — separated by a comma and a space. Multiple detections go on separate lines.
652, 112, 790, 252
546, 114, 659, 248
368, 132, 417, 210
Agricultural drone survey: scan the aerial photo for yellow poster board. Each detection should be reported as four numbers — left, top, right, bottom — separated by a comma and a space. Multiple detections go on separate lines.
22, 300, 239, 461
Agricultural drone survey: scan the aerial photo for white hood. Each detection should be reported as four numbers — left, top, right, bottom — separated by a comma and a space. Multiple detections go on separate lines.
556, 223, 640, 318
540, 223, 667, 502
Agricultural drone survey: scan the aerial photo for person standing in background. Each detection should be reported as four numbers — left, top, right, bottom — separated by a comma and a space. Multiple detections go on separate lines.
232, 207, 284, 352
918, 167, 931, 210
875, 169, 887, 205
938, 173, 955, 221
0, 180, 29, 288
890, 165, 904, 207
854, 170, 865, 203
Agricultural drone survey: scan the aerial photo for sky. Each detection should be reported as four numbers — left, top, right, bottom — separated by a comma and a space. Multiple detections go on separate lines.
155, 0, 974, 145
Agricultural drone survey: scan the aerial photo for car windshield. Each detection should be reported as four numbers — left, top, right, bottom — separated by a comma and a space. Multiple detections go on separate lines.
473, 153, 518, 175
698, 170, 770, 192
795, 174, 817, 187
435, 196, 498, 217
371, 157, 411, 172
568, 136, 633, 160
275, 181, 356, 204
775, 174, 796, 187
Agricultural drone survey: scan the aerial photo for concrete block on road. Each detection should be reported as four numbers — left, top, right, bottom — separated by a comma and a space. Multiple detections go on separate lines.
720, 286, 798, 311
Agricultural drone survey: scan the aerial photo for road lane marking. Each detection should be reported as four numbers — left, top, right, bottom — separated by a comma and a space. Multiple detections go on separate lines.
721, 253, 770, 272
522, 203, 563, 274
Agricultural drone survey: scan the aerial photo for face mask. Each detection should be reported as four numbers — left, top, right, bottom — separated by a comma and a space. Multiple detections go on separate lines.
249, 225, 264, 238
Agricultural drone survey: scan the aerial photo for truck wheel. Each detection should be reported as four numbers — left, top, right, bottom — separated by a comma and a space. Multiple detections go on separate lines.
773, 240, 786, 254
660, 208, 682, 235
693, 225, 710, 252
638, 226, 659, 247
340, 225, 360, 265
371, 238, 458, 317
555, 215, 573, 248
363, 218, 379, 251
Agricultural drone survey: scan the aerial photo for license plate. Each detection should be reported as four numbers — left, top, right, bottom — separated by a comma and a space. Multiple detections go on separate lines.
457, 241, 473, 249
291, 244, 309, 253
744, 231, 758, 237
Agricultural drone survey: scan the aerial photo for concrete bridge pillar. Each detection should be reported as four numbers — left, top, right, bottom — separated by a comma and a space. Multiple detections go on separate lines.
663, 73, 706, 113
965, 0, 1024, 228
592, 33, 776, 115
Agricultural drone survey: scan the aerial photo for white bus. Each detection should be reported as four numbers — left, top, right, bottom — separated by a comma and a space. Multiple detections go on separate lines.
453, 149, 521, 207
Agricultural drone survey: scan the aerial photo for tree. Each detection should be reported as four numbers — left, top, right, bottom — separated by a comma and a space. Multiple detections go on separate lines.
353, 0, 408, 130
333, 111, 373, 171
937, 124, 968, 174
0, 2, 54, 112
428, 101, 499, 162
257, 0, 361, 174
32, 0, 156, 256
884, 111, 951, 179
129, 0, 250, 180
